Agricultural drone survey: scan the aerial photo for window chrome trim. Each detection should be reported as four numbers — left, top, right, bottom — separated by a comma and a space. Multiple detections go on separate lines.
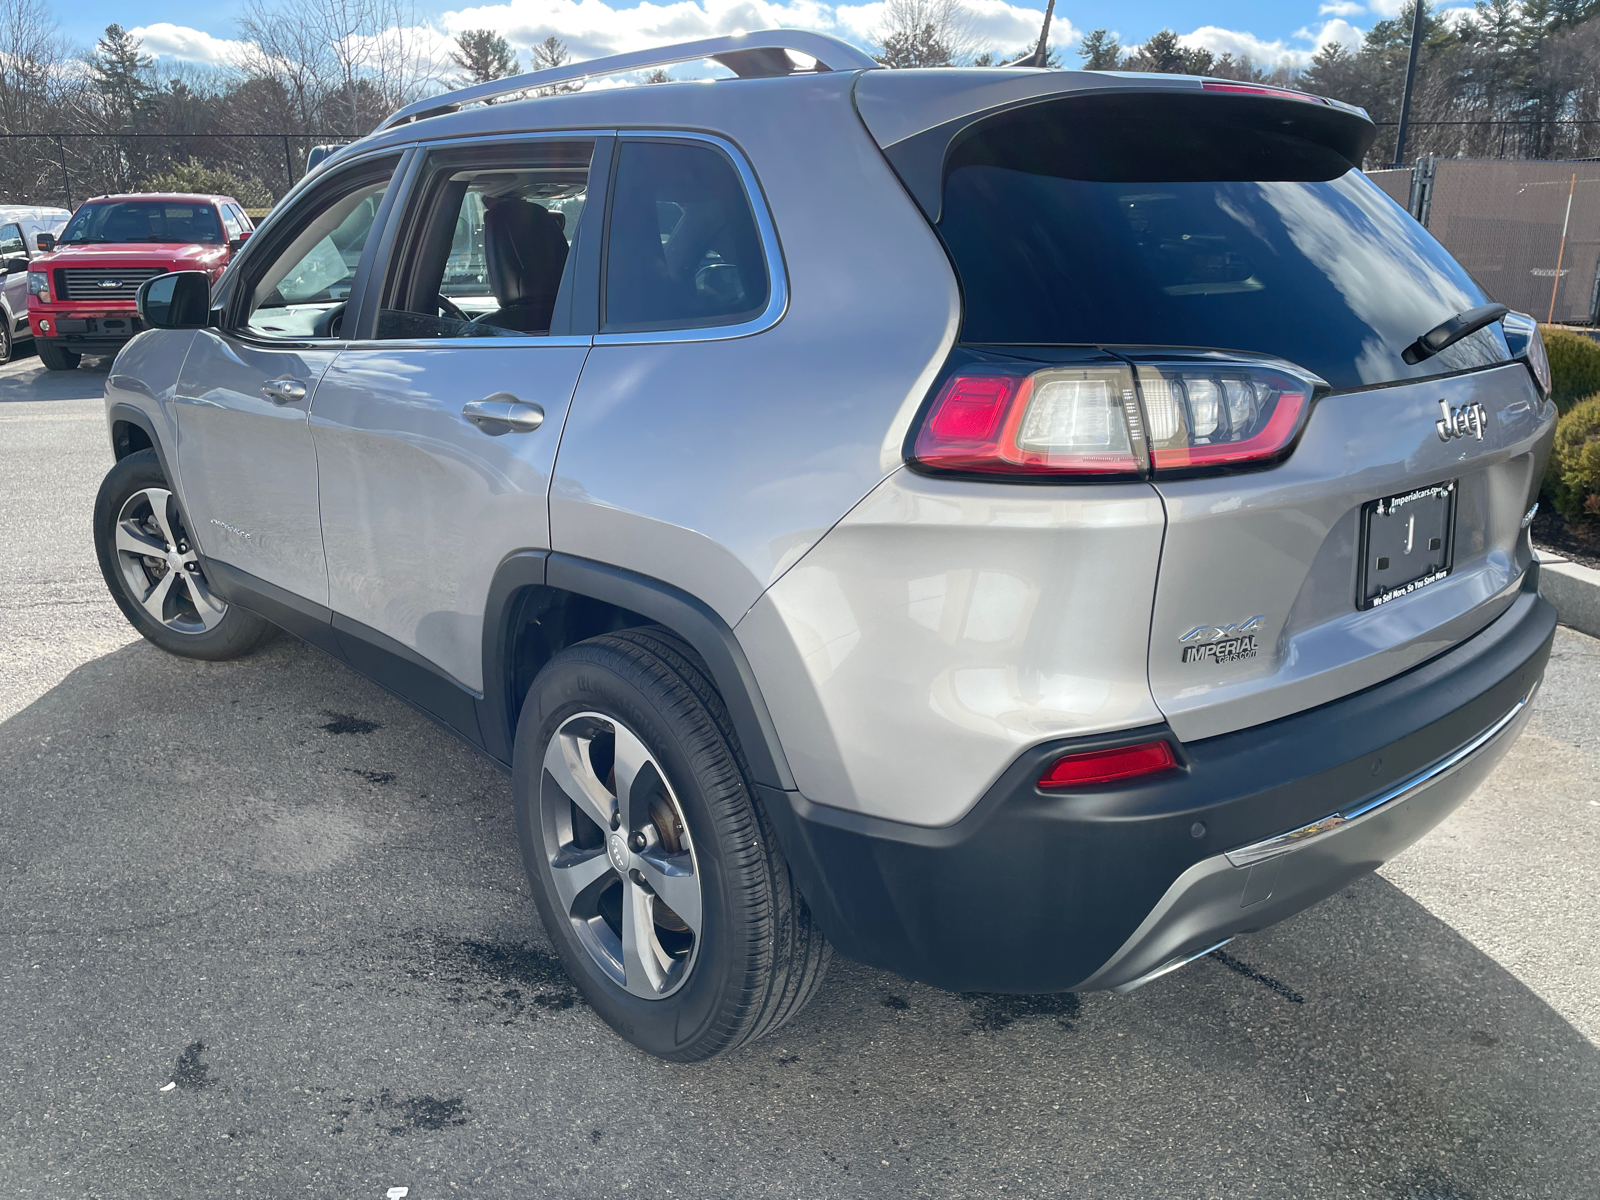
1224, 682, 1538, 869
341, 333, 594, 351
592, 130, 788, 346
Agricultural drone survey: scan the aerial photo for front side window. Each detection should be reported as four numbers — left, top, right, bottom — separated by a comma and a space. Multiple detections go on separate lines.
375, 141, 592, 340
242, 163, 394, 340
603, 140, 770, 332
59, 201, 224, 246
219, 205, 243, 238
0, 224, 23, 259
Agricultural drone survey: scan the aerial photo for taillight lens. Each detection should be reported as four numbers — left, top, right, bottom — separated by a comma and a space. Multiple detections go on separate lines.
910, 359, 1317, 478
1136, 363, 1312, 471
28, 271, 49, 301
1501, 312, 1551, 397
1038, 739, 1178, 788
913, 366, 1144, 475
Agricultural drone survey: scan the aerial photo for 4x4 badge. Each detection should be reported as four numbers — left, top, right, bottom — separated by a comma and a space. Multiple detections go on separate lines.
1436, 399, 1487, 442
1179, 616, 1264, 666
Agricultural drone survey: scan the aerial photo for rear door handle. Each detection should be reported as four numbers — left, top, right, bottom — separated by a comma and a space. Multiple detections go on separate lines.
461, 394, 545, 435
261, 378, 307, 405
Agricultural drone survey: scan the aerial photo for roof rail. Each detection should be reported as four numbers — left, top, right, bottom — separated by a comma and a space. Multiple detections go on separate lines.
376, 30, 881, 132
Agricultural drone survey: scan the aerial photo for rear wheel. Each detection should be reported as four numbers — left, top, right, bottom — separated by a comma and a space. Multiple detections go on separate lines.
0, 318, 12, 365
514, 628, 830, 1061
93, 450, 273, 660
36, 339, 79, 371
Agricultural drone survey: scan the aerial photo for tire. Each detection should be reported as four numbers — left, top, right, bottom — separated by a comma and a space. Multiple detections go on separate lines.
0, 317, 11, 365
514, 628, 831, 1061
37, 339, 79, 370
93, 449, 274, 660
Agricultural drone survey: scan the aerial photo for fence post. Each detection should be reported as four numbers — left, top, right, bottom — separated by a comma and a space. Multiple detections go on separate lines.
54, 136, 71, 209
1392, 1, 1427, 168
283, 135, 295, 193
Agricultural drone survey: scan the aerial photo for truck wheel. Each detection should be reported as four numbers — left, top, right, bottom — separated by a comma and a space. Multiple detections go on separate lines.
0, 319, 11, 365
37, 339, 79, 371
514, 628, 831, 1062
93, 450, 274, 660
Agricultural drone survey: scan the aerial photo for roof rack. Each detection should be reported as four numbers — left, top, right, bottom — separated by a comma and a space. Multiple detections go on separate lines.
376, 30, 881, 132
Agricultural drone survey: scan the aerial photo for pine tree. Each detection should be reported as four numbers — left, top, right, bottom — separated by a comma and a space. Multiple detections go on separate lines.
1127, 29, 1190, 74
450, 29, 519, 89
877, 22, 953, 68
89, 24, 155, 128
530, 35, 584, 95
1078, 29, 1123, 70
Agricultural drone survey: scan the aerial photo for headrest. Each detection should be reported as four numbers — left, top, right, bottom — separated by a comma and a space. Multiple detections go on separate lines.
482, 198, 569, 311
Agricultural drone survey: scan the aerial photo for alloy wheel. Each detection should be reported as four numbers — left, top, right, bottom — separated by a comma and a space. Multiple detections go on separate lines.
112, 487, 227, 635
539, 711, 702, 999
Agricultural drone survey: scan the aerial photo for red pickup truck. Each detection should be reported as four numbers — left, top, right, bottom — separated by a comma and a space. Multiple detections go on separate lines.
27, 193, 253, 370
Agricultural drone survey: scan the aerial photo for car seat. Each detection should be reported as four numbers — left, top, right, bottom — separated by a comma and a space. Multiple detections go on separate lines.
473, 198, 568, 334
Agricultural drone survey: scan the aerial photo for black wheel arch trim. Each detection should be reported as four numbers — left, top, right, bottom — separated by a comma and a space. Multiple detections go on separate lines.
480, 551, 796, 790
107, 402, 176, 485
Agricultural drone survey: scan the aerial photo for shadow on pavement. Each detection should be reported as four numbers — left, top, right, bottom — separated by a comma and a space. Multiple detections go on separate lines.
0, 352, 110, 403
1, 633, 1596, 1199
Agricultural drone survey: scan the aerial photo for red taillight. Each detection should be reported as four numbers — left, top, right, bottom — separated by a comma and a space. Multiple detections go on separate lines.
1038, 740, 1179, 789
1200, 81, 1329, 106
912, 366, 1144, 476
911, 359, 1320, 479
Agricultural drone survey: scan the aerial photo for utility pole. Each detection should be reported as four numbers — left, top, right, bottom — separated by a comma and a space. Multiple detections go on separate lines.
1392, 0, 1427, 168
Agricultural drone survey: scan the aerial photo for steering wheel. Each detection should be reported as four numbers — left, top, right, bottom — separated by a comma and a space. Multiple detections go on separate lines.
437, 293, 469, 322
313, 302, 347, 339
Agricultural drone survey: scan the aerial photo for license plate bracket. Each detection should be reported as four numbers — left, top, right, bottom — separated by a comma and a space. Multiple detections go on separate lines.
1357, 480, 1457, 610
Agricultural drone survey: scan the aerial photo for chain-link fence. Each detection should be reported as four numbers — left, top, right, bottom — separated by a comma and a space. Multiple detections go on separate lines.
1381, 156, 1600, 324
0, 133, 358, 213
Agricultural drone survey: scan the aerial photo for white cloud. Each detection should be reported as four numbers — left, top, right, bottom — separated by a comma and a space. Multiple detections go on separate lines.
1297, 19, 1365, 52
132, 0, 1066, 73
1318, 1, 1365, 15
130, 23, 252, 66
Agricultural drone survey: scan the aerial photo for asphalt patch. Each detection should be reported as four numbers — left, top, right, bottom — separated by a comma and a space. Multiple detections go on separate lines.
365, 1090, 470, 1136
170, 1041, 212, 1090
962, 992, 1081, 1032
320, 711, 382, 735
346, 767, 398, 785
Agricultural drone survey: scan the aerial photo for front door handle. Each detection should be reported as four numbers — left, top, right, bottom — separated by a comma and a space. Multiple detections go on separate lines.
461, 394, 545, 435
261, 378, 307, 405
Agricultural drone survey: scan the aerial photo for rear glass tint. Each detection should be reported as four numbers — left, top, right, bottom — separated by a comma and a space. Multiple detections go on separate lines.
937, 94, 1510, 390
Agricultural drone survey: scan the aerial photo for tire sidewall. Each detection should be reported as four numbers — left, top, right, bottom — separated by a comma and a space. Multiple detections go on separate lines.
94, 450, 267, 660
513, 645, 760, 1060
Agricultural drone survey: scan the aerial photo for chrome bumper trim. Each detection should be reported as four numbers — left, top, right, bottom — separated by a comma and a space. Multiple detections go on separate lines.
1224, 684, 1537, 870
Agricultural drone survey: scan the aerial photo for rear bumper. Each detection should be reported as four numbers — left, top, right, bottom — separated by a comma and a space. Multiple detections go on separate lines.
760, 578, 1556, 994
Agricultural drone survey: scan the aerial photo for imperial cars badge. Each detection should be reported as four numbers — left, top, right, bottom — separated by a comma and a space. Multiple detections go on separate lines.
1180, 616, 1264, 665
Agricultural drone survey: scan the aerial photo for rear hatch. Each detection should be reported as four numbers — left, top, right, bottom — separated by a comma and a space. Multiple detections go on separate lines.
866, 75, 1555, 741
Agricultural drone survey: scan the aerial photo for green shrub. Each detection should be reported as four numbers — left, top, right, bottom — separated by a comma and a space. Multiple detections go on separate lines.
141, 159, 274, 210
1546, 395, 1600, 519
1540, 325, 1600, 414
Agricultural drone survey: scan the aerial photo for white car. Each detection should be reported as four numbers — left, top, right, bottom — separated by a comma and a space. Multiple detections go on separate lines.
0, 205, 70, 363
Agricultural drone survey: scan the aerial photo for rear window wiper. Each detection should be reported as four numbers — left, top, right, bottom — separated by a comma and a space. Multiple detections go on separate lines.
1403, 303, 1509, 364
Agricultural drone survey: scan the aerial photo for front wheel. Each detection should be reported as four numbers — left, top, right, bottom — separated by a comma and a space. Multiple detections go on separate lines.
93, 449, 273, 660
514, 629, 830, 1061
36, 339, 79, 370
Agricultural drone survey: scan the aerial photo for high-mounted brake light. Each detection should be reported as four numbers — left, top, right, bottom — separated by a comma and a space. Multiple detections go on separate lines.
1200, 81, 1330, 106
910, 359, 1319, 479
1039, 740, 1178, 789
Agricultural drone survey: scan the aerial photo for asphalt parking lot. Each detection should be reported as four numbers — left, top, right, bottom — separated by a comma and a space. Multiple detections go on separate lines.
3, 351, 1599, 1200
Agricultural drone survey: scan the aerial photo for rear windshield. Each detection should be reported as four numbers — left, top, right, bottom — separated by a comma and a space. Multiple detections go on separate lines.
60, 201, 223, 246
937, 94, 1510, 390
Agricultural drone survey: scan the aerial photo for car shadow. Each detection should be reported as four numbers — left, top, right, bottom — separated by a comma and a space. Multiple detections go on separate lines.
1, 632, 1596, 1198
0, 351, 110, 402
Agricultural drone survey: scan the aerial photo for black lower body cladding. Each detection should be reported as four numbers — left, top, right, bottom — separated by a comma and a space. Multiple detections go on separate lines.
760, 581, 1556, 994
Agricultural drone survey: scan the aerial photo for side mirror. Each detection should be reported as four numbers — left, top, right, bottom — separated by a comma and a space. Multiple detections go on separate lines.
2, 256, 27, 275
227, 228, 253, 254
137, 271, 211, 329
35, 232, 55, 252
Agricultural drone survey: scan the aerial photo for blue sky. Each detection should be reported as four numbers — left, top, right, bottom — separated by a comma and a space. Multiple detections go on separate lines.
55, 0, 1416, 73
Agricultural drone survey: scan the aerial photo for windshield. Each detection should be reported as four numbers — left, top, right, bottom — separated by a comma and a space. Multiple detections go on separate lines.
938, 95, 1511, 390
60, 201, 223, 246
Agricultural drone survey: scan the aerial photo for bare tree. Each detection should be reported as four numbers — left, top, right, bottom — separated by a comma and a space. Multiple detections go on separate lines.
873, 0, 980, 68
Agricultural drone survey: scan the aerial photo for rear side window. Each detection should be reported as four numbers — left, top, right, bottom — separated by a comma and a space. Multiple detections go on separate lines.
603, 140, 769, 332
937, 93, 1510, 390
0, 223, 23, 258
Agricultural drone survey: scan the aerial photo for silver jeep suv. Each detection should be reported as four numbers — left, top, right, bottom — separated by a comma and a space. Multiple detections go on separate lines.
93, 32, 1558, 1061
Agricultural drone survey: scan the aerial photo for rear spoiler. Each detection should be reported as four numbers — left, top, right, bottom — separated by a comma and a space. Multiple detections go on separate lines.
855, 70, 1377, 224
